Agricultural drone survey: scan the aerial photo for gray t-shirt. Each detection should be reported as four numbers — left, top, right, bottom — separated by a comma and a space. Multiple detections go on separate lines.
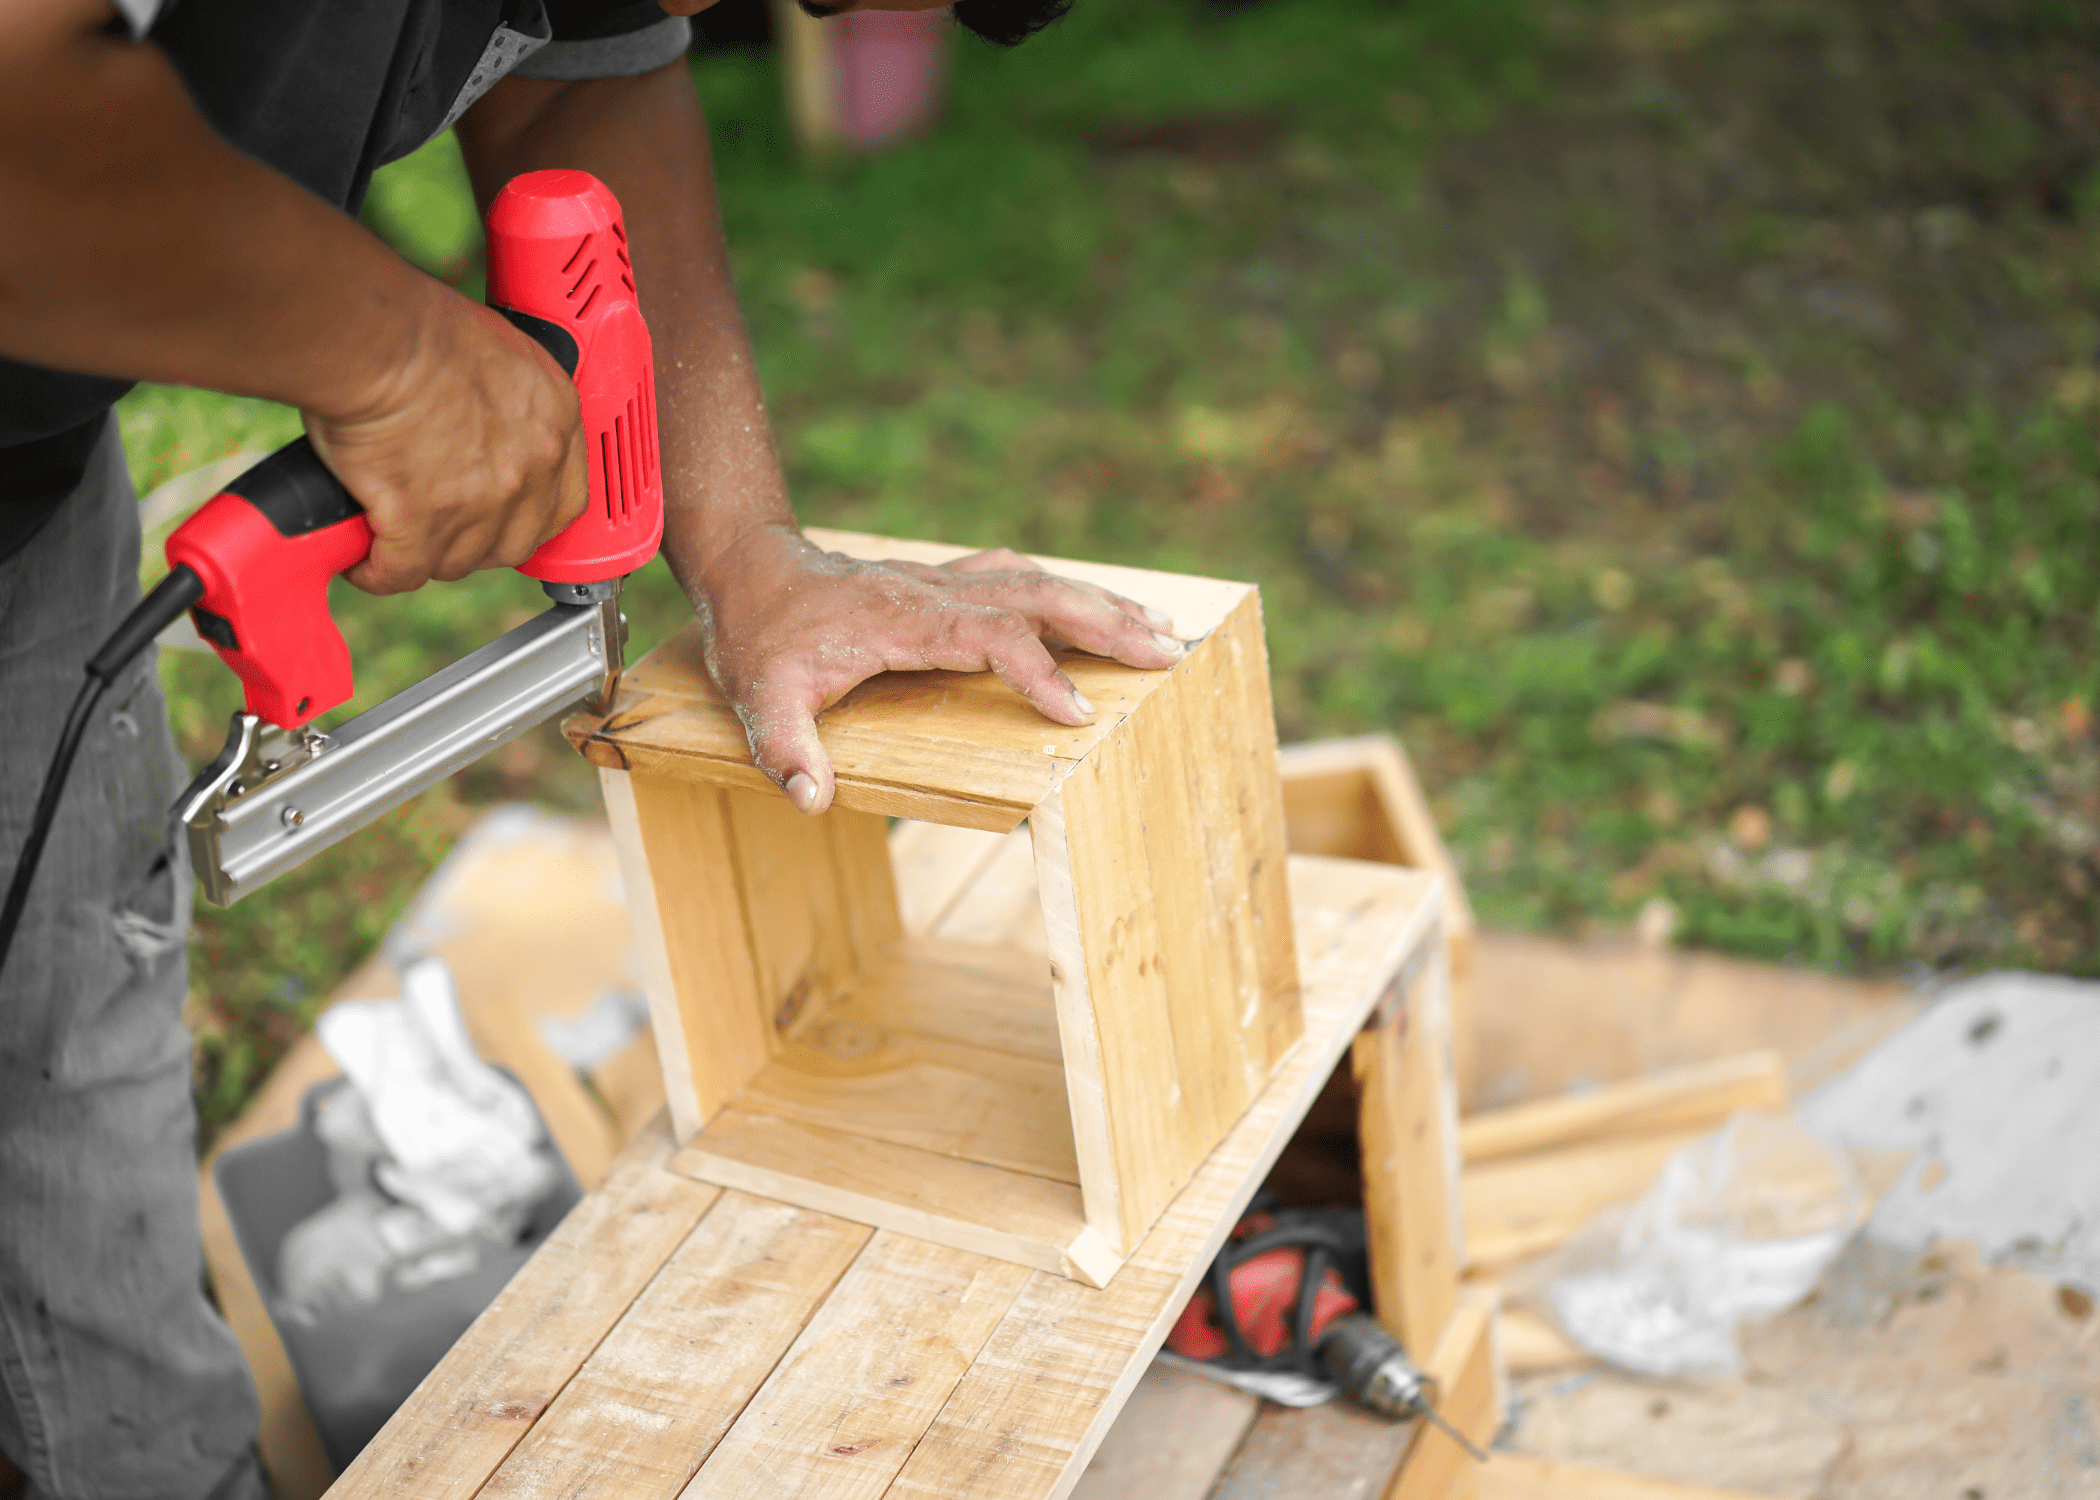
0, 0, 691, 561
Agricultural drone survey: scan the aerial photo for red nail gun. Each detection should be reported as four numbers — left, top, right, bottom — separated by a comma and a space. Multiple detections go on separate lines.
0, 170, 661, 966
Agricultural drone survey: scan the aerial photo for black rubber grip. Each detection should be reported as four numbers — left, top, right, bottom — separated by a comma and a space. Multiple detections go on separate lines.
497, 306, 581, 377
226, 438, 364, 538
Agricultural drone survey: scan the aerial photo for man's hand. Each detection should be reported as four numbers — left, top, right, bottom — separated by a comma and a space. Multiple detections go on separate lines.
697, 526, 1184, 813
305, 293, 588, 594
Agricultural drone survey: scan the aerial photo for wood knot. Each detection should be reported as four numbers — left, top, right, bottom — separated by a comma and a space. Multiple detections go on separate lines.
812, 1018, 881, 1060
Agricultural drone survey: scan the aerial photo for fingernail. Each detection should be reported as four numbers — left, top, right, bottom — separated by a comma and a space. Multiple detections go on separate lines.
1140, 605, 1175, 631
785, 773, 818, 813
1071, 688, 1095, 717
1153, 631, 1186, 655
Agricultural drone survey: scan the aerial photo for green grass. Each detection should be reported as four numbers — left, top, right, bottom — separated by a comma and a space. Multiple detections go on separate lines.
126, 0, 2100, 1143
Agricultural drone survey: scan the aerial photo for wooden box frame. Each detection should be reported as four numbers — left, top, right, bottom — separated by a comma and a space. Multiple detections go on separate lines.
566, 532, 1302, 1284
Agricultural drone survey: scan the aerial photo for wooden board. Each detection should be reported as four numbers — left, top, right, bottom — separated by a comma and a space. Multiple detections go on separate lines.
1038, 588, 1302, 1256
604, 771, 771, 1141
1458, 1052, 1787, 1166
1211, 1397, 1420, 1500
1462, 1131, 1701, 1272
1066, 1364, 1258, 1500
667, 854, 1377, 1286
1357, 938, 1464, 1356
683, 1233, 1033, 1499
664, 931, 1114, 1283
565, 530, 1256, 832
477, 1193, 868, 1500
328, 1120, 721, 1499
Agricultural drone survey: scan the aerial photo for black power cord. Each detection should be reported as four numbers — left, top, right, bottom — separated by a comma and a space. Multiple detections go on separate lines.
0, 565, 206, 985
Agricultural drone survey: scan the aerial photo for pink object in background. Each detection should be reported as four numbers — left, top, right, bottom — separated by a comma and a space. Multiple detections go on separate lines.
830, 7, 952, 150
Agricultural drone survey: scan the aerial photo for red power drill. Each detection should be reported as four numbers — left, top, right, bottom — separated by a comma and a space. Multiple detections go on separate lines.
0, 170, 662, 970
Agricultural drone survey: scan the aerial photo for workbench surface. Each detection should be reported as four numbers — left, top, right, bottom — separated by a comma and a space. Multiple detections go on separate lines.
321, 856, 1441, 1500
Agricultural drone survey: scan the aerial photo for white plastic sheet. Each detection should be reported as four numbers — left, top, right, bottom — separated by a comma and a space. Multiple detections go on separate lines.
1516, 1111, 1862, 1379
275, 957, 558, 1323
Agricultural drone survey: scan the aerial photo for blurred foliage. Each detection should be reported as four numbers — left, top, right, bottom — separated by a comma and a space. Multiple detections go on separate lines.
119, 0, 2100, 1143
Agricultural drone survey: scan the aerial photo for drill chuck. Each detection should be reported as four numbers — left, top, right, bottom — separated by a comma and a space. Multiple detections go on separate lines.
1318, 1313, 1435, 1418
1316, 1313, 1487, 1462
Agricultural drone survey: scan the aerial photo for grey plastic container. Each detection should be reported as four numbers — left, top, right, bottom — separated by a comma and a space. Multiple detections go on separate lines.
213, 1075, 580, 1470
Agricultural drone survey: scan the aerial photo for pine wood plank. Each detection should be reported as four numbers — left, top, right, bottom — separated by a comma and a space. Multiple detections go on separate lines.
1043, 589, 1302, 1253
326, 1117, 719, 1500
736, 1011, 1080, 1184
1493, 1304, 1591, 1376
1458, 1052, 1787, 1165
1210, 1395, 1419, 1500
1068, 1364, 1259, 1500
825, 935, 1061, 1064
605, 769, 773, 1140
681, 1233, 1033, 1500
564, 532, 1253, 833
1478, 1455, 1777, 1500
889, 821, 1007, 936
1463, 1131, 1700, 1272
1383, 1286, 1502, 1500
670, 1109, 1120, 1286
1357, 934, 1463, 1357
720, 791, 891, 1040
477, 1192, 870, 1500
884, 859, 1440, 1500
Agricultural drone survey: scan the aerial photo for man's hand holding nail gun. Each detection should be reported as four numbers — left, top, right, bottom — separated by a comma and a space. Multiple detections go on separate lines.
305, 298, 590, 596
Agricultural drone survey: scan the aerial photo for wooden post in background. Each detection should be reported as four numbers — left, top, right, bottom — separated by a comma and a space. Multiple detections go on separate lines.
768, 0, 843, 156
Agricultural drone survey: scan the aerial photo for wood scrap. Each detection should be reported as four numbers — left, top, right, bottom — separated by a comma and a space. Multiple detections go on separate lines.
1459, 1052, 1787, 1165
1211, 1396, 1418, 1500
1059, 1364, 1258, 1500
1463, 1129, 1702, 1272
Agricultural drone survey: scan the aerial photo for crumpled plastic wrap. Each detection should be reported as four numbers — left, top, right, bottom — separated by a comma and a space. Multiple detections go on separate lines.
1513, 1110, 1863, 1379
275, 957, 559, 1325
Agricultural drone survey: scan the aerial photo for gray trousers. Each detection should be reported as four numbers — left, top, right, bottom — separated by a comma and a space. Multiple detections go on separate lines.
0, 419, 264, 1500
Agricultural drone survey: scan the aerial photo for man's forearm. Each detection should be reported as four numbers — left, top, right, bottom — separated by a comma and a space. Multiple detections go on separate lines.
0, 1, 445, 418
458, 64, 800, 601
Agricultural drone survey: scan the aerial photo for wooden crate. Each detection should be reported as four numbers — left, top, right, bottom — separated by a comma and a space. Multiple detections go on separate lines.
564, 531, 1303, 1283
